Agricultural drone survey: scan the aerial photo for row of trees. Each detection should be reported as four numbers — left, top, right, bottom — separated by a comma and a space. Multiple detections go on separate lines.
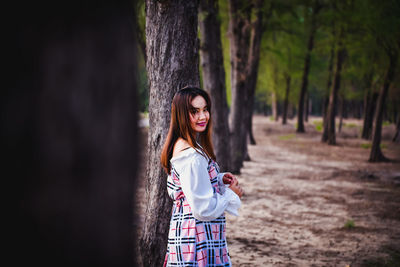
138, 0, 400, 266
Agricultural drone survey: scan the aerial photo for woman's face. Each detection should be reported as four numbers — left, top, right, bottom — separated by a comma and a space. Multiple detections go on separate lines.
189, 95, 210, 133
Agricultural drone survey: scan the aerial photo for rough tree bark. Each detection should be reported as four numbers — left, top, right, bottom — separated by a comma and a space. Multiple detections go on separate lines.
282, 73, 291, 125
6, 1, 139, 266
297, 0, 321, 133
199, 0, 231, 171
228, 0, 252, 173
322, 30, 345, 145
369, 51, 397, 162
140, 1, 200, 266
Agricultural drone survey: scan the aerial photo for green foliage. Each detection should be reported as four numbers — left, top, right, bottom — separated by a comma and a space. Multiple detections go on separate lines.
344, 219, 355, 229
343, 123, 357, 128
139, 0, 400, 120
361, 143, 371, 149
279, 134, 296, 140
256, 2, 306, 112
361, 143, 387, 149
313, 120, 323, 132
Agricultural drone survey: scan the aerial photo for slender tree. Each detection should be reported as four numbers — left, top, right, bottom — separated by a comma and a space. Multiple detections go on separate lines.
199, 0, 231, 171
362, 88, 378, 140
140, 1, 200, 266
322, 27, 346, 145
369, 50, 398, 161
305, 90, 309, 122
365, 0, 400, 161
297, 0, 322, 133
282, 72, 291, 124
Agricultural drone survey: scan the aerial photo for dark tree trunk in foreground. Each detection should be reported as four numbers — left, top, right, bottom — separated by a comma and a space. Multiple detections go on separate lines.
362, 90, 378, 140
282, 73, 291, 125
228, 0, 252, 173
140, 1, 200, 266
369, 52, 397, 162
199, 0, 231, 171
322, 33, 345, 145
297, 1, 321, 133
5, 1, 139, 266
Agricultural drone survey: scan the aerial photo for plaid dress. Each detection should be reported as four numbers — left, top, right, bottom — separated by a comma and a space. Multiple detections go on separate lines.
164, 149, 233, 267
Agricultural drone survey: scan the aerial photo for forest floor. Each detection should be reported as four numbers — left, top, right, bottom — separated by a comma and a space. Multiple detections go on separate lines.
136, 115, 400, 267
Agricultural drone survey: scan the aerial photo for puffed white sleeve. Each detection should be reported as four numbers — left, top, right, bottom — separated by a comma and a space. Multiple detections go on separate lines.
216, 172, 241, 216
178, 154, 241, 221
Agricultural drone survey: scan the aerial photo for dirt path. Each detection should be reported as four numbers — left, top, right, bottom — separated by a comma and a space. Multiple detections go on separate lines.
135, 115, 400, 266
226, 115, 400, 267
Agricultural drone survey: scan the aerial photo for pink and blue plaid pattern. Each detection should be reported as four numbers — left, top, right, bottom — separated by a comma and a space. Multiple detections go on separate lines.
165, 159, 231, 266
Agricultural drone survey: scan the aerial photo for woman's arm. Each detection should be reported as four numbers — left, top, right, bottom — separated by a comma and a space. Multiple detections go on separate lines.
179, 154, 240, 221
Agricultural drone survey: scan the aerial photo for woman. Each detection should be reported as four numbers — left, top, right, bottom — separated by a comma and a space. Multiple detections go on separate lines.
161, 87, 243, 266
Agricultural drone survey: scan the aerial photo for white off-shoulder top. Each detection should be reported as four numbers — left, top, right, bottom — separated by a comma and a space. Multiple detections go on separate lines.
170, 147, 241, 221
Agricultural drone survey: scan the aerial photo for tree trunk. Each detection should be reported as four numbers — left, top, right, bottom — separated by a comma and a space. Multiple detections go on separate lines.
305, 90, 309, 122
271, 90, 278, 121
245, 0, 269, 147
199, 0, 231, 171
6, 1, 140, 265
140, 1, 200, 266
322, 41, 335, 127
248, 114, 256, 144
392, 98, 398, 124
282, 73, 291, 125
297, 1, 321, 133
322, 32, 345, 145
228, 0, 252, 173
369, 52, 397, 162
362, 90, 378, 140
338, 95, 344, 133
393, 115, 400, 143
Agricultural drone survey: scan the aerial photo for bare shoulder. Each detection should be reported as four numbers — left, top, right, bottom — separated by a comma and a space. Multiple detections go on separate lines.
173, 138, 192, 158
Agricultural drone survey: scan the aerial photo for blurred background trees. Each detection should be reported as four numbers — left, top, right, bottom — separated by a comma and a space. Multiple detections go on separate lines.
139, 0, 399, 264
136, 0, 400, 165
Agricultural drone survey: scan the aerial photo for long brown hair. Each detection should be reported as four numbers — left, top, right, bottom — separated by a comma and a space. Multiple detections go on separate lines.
161, 87, 216, 174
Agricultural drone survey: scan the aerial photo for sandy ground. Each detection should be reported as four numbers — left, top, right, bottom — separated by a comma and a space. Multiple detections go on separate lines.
136, 115, 400, 267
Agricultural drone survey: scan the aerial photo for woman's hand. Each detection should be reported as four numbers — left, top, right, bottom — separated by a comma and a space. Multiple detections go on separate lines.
229, 183, 244, 198
223, 172, 243, 198
222, 172, 238, 185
